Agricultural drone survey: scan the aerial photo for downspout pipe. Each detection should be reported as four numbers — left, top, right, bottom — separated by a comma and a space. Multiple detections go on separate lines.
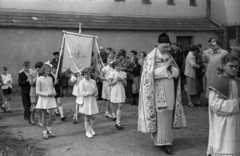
206, 0, 223, 42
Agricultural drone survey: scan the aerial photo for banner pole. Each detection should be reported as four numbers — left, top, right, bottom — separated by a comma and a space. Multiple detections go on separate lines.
95, 38, 105, 68
56, 33, 65, 77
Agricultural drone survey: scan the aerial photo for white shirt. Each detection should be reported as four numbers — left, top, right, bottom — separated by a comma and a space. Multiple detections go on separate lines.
1, 73, 13, 89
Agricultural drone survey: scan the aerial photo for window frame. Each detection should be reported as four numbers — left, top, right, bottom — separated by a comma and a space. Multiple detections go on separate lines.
115, 0, 125, 2
143, 0, 151, 4
167, 0, 175, 5
190, 0, 197, 6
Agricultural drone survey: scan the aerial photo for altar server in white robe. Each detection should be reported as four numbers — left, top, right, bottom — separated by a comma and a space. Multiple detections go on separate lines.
207, 53, 240, 156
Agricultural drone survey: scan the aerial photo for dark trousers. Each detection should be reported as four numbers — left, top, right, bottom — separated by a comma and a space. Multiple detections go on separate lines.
21, 93, 31, 119
96, 79, 103, 100
132, 93, 139, 105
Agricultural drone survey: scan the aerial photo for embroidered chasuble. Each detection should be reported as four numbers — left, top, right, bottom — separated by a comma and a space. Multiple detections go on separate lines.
138, 47, 186, 145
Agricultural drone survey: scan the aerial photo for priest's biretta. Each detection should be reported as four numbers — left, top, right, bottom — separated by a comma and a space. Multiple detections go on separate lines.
157, 33, 170, 44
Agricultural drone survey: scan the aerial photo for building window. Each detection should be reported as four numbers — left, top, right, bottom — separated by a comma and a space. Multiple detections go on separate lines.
190, 0, 197, 6
167, 0, 175, 5
143, 0, 151, 4
115, 0, 125, 2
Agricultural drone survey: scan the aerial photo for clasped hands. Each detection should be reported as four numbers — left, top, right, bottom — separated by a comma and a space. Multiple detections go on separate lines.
47, 93, 56, 97
116, 76, 123, 82
92, 90, 98, 96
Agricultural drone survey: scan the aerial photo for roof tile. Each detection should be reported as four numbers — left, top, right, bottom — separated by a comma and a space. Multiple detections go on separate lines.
0, 11, 220, 31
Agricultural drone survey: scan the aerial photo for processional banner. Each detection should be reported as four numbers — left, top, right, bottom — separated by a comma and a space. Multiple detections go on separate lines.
61, 33, 95, 73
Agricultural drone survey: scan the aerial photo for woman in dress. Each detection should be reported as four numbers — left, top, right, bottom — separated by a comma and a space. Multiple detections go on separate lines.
128, 57, 141, 105
36, 63, 57, 139
184, 45, 201, 107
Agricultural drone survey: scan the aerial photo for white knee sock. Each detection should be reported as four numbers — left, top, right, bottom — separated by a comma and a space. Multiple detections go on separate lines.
84, 121, 93, 138
55, 108, 59, 113
116, 109, 121, 124
5, 101, 10, 111
59, 106, 64, 118
89, 120, 96, 135
2, 101, 7, 107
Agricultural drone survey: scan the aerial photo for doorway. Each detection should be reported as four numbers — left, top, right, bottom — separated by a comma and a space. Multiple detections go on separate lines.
176, 36, 193, 56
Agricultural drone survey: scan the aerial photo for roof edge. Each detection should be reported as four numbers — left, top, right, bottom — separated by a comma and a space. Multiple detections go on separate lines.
0, 9, 212, 20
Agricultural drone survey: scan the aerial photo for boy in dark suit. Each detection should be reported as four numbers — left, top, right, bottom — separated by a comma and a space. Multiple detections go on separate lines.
18, 61, 31, 121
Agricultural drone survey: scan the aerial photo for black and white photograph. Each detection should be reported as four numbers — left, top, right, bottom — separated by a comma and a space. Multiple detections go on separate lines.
0, 0, 240, 155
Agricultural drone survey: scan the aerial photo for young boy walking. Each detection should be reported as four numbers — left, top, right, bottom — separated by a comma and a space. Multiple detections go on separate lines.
207, 54, 240, 156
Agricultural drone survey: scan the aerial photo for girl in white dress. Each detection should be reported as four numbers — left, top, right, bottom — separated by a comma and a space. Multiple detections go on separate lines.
100, 58, 116, 120
108, 61, 127, 130
36, 63, 57, 139
79, 67, 99, 138
71, 72, 83, 124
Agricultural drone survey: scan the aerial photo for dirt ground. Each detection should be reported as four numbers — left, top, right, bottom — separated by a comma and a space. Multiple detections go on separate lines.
0, 95, 209, 156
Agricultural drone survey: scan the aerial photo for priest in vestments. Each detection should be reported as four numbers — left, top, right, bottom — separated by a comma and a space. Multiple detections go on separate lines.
138, 33, 186, 155
207, 53, 240, 156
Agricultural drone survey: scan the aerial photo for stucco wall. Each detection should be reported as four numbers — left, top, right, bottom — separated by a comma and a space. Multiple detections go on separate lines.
0, 28, 218, 93
211, 0, 240, 25
0, 0, 207, 17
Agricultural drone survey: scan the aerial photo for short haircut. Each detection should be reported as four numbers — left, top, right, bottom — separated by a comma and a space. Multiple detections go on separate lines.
1, 66, 7, 71
119, 49, 126, 55
38, 64, 51, 76
35, 62, 43, 69
111, 60, 121, 69
222, 53, 239, 65
140, 51, 147, 57
81, 67, 91, 76
131, 50, 138, 55
22, 60, 30, 67
106, 47, 112, 51
208, 38, 215, 43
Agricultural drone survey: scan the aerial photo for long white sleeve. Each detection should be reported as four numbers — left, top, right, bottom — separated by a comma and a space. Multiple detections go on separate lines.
79, 81, 92, 97
209, 91, 239, 115
154, 66, 169, 79
36, 78, 48, 97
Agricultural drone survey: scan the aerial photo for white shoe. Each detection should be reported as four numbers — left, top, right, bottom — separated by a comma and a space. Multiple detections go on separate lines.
86, 131, 93, 138
105, 113, 113, 118
90, 128, 96, 136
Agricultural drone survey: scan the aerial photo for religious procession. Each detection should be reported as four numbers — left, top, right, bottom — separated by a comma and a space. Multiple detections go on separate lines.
0, 0, 239, 156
